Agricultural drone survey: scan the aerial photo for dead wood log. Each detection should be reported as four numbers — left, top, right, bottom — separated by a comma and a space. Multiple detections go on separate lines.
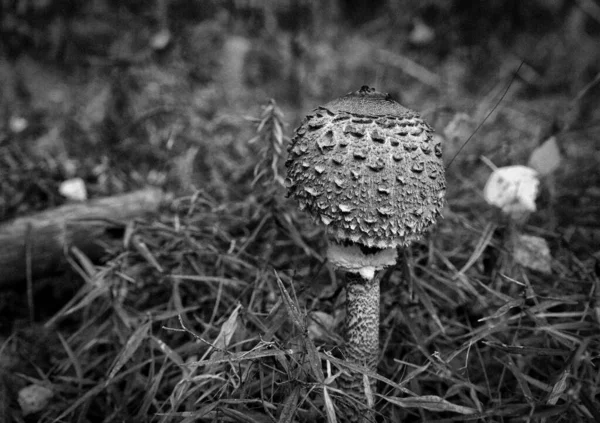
0, 188, 165, 287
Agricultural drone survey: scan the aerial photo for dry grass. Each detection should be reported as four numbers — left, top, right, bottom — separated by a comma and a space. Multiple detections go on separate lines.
4, 98, 598, 422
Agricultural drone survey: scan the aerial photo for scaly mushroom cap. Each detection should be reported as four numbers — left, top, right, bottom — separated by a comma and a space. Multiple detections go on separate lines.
285, 86, 446, 249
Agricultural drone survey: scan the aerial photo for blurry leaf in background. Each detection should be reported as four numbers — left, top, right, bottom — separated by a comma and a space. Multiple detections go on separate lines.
513, 234, 552, 274
483, 165, 540, 220
409, 18, 435, 47
528, 136, 562, 176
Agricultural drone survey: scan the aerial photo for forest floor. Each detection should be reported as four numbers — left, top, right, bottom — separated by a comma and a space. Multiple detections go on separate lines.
1, 2, 600, 422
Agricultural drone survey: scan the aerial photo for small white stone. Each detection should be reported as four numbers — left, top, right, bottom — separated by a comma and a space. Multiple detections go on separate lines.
59, 177, 87, 201
9, 116, 28, 133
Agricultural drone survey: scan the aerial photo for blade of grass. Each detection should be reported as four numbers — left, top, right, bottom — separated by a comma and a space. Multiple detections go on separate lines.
278, 385, 300, 423
275, 271, 324, 383
382, 394, 477, 415
107, 320, 151, 382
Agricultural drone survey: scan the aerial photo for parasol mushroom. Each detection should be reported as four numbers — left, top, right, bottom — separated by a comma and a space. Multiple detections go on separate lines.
285, 86, 446, 413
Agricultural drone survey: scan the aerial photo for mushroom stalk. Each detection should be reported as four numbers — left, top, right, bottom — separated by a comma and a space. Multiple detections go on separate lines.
344, 271, 380, 371
339, 273, 381, 423
326, 242, 395, 374
328, 241, 395, 418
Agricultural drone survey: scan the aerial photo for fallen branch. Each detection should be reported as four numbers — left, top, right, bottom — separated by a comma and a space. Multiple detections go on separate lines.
0, 188, 165, 287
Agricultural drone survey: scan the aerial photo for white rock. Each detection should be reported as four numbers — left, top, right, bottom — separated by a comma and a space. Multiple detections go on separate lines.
9, 116, 28, 133
59, 177, 87, 201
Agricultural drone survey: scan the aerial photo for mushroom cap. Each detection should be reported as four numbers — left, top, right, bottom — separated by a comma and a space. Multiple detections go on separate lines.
285, 86, 446, 249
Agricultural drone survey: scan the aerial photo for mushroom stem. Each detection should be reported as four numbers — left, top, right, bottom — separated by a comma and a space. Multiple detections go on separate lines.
338, 270, 380, 422
326, 240, 393, 395
344, 270, 380, 372
326, 241, 392, 418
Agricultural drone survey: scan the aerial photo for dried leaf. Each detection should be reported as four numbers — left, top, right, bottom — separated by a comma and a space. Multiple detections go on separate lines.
18, 385, 54, 416
210, 304, 241, 360
528, 136, 561, 176
513, 234, 552, 274
547, 369, 569, 405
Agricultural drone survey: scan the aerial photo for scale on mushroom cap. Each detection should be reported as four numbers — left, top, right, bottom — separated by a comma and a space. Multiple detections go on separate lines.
285, 86, 446, 417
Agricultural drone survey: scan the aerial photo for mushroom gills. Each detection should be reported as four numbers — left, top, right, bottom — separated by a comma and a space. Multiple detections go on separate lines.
326, 240, 397, 280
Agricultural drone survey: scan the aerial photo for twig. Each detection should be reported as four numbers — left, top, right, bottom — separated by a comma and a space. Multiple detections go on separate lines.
446, 61, 524, 168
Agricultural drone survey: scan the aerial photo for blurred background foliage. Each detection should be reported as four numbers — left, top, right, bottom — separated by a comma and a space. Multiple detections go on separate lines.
2, 0, 598, 246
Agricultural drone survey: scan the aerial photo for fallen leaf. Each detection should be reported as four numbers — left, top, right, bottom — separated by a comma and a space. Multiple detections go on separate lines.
210, 303, 241, 360
18, 384, 54, 416
528, 136, 562, 176
513, 234, 552, 274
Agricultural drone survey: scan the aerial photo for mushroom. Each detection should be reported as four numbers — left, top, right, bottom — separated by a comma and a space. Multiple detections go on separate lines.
285, 86, 446, 410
